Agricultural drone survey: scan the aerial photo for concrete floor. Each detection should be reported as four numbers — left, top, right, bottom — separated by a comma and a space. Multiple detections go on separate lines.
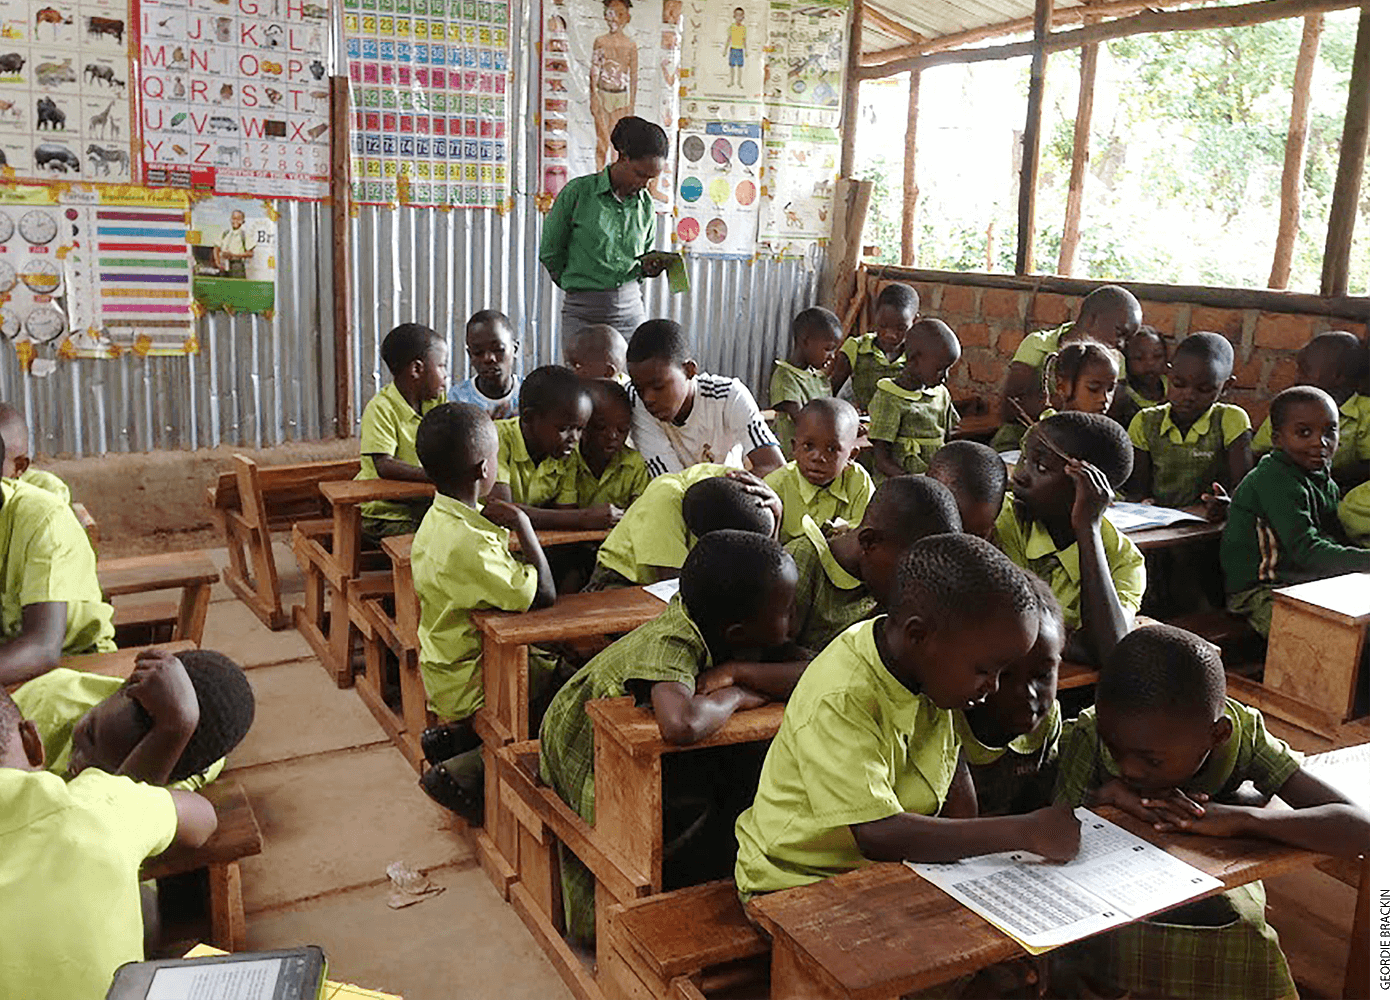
194, 541, 571, 1000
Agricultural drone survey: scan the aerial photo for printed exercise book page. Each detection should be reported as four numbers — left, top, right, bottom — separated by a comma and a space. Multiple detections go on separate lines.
906, 808, 1223, 952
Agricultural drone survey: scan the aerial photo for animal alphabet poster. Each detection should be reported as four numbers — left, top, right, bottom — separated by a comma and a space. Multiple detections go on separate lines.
343, 0, 511, 208
674, 121, 758, 258
137, 0, 332, 199
758, 122, 836, 259
0, 0, 135, 182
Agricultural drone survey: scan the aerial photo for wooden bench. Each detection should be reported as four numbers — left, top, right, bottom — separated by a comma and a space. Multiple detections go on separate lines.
208, 455, 361, 631
98, 551, 220, 647
72, 501, 99, 549
1263, 573, 1368, 734
143, 780, 263, 952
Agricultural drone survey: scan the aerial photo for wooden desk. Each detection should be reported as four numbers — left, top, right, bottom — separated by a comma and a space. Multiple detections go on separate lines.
4, 640, 199, 694
1264, 573, 1369, 730
99, 550, 220, 645
747, 806, 1332, 1000
1120, 504, 1224, 552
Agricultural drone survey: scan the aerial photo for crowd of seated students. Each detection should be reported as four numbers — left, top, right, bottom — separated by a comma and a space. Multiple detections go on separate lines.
0, 273, 1369, 999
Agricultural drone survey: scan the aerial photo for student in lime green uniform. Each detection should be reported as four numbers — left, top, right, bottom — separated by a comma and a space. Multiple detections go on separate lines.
1054, 624, 1366, 1000
770, 307, 841, 456
830, 282, 918, 412
569, 378, 649, 510
764, 398, 872, 543
0, 403, 71, 503
1108, 325, 1170, 428
1338, 481, 1368, 546
357, 322, 449, 540
410, 403, 561, 822
0, 685, 217, 1000
734, 534, 1081, 899
868, 319, 961, 481
926, 440, 1007, 541
563, 323, 629, 383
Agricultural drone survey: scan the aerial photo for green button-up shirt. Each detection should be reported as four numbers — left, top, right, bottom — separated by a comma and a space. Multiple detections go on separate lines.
538, 168, 655, 291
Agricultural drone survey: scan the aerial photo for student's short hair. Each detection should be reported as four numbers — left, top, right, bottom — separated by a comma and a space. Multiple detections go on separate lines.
627, 319, 690, 367
1269, 385, 1335, 429
1174, 331, 1235, 381
1046, 341, 1118, 399
1098, 624, 1224, 720
416, 401, 497, 485
907, 318, 959, 358
587, 377, 632, 414
864, 475, 962, 541
1078, 285, 1140, 325
681, 530, 793, 631
927, 440, 1007, 508
1038, 412, 1134, 490
611, 115, 669, 160
465, 309, 512, 339
795, 397, 858, 439
568, 324, 627, 366
889, 534, 1036, 632
1023, 569, 1065, 636
681, 476, 774, 538
159, 650, 256, 783
792, 306, 841, 343
1302, 331, 1366, 382
380, 322, 444, 374
874, 282, 919, 317
519, 365, 588, 416
1130, 324, 1167, 348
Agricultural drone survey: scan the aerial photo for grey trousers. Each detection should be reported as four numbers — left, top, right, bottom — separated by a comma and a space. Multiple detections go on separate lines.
559, 284, 648, 342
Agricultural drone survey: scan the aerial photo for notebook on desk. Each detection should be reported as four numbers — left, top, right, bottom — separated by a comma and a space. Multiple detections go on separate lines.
1103, 501, 1206, 534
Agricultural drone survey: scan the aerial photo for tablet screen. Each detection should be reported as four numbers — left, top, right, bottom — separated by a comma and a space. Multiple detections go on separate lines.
145, 955, 306, 1000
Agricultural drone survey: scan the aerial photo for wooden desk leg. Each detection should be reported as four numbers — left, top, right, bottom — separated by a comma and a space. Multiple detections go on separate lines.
483, 640, 530, 744
329, 587, 354, 688
1344, 864, 1368, 1000
328, 508, 362, 689
769, 937, 857, 1000
209, 862, 246, 952
1264, 606, 1366, 723
176, 582, 212, 645
592, 729, 664, 891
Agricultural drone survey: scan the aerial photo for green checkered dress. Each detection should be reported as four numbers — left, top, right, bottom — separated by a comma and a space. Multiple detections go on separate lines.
786, 517, 878, 653
867, 379, 958, 479
953, 700, 1061, 817
1053, 701, 1303, 1000
769, 361, 833, 457
841, 334, 907, 412
538, 598, 711, 943
1128, 403, 1250, 508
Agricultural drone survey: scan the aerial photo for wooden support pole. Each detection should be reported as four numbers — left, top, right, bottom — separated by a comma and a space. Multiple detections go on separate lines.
1015, 0, 1053, 276
1320, 7, 1367, 298
824, 178, 873, 315
1269, 13, 1323, 288
1058, 19, 1100, 276
900, 70, 921, 267
839, 0, 864, 179
330, 76, 354, 439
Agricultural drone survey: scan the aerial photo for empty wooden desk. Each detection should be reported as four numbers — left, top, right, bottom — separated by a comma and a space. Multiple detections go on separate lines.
1264, 573, 1368, 729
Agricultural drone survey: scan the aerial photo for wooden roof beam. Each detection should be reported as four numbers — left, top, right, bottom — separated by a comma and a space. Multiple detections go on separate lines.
863, 3, 926, 45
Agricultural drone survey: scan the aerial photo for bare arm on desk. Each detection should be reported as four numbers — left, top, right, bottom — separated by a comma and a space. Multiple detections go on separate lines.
370, 454, 432, 483
853, 801, 1081, 864
650, 679, 767, 746
514, 503, 622, 531
696, 656, 809, 701
1069, 460, 1129, 667
0, 602, 68, 686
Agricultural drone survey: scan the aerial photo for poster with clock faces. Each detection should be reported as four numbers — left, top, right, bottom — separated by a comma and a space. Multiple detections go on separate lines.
0, 191, 74, 362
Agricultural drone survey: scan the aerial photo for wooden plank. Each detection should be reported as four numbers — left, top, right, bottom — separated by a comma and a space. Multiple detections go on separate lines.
474, 588, 665, 646
861, 4, 922, 45
1263, 594, 1367, 723
320, 479, 435, 505
1014, 0, 1052, 276
900, 69, 920, 267
98, 551, 219, 596
613, 881, 769, 982
510, 883, 607, 1000
837, 0, 864, 179
331, 74, 354, 439
1227, 673, 1340, 739
1269, 13, 1323, 288
6, 640, 198, 692
1319, 7, 1367, 297
587, 697, 784, 757
143, 781, 263, 880
1057, 19, 1099, 276
208, 863, 246, 951
1273, 572, 1368, 624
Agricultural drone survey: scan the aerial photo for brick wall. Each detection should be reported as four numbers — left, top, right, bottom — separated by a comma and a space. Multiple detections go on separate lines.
868, 277, 1369, 427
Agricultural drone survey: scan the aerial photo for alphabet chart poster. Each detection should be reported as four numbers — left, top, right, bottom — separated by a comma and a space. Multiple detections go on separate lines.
0, 0, 135, 182
137, 0, 332, 200
344, 0, 510, 208
674, 122, 758, 259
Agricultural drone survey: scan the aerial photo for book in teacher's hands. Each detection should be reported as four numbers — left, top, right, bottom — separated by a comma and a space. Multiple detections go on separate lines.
905, 808, 1223, 953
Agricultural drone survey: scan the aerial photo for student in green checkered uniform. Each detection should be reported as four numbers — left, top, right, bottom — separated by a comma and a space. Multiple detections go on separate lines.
868, 319, 961, 482
1108, 325, 1171, 429
1123, 332, 1252, 513
764, 398, 873, 544
540, 530, 805, 943
769, 307, 841, 457
830, 282, 918, 413
1053, 624, 1366, 1000
787, 475, 961, 655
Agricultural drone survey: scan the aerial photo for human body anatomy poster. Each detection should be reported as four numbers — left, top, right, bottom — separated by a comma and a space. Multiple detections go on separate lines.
344, 0, 510, 207
0, 0, 135, 181
678, 0, 765, 123
675, 121, 758, 258
758, 122, 836, 259
137, 0, 332, 199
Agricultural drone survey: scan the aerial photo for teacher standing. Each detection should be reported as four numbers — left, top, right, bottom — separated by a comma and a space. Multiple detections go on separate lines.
540, 116, 670, 341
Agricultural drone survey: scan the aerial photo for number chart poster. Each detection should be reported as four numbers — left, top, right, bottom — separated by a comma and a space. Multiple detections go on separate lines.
137, 0, 332, 200
0, 0, 135, 182
675, 122, 758, 258
344, 0, 510, 208
538, 0, 677, 211
764, 0, 846, 129
758, 123, 836, 259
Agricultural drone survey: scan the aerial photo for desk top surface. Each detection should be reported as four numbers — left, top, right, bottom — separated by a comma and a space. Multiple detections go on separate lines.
473, 587, 665, 643
587, 697, 784, 755
1120, 504, 1224, 551
1275, 572, 1369, 621
320, 480, 436, 505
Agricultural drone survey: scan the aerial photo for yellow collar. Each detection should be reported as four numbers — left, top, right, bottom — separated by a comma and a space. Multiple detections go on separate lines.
801, 515, 863, 590
1159, 404, 1216, 445
875, 377, 939, 402
796, 464, 855, 506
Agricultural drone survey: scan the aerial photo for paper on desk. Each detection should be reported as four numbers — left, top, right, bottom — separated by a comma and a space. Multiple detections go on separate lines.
1103, 501, 1206, 534
643, 578, 681, 604
1305, 744, 1370, 813
906, 807, 1222, 952
183, 946, 403, 1000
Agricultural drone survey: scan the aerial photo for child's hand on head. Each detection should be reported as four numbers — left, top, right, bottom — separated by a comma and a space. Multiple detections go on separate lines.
125, 649, 199, 731
723, 470, 783, 538
1065, 458, 1113, 535
1026, 803, 1081, 862
481, 496, 528, 530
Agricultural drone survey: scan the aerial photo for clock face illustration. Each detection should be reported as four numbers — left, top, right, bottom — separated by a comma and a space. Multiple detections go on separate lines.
0, 259, 14, 294
18, 210, 57, 247
19, 259, 61, 296
24, 306, 65, 343
0, 211, 14, 245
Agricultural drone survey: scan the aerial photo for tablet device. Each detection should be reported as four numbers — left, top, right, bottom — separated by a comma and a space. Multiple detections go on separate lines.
106, 946, 326, 1000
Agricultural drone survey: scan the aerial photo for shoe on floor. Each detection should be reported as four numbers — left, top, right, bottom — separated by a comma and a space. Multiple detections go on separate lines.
420, 720, 482, 766
419, 761, 484, 826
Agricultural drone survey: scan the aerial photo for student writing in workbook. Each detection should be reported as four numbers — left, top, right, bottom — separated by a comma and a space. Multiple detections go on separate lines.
1053, 624, 1367, 1000
563, 323, 629, 383
446, 309, 521, 418
542, 530, 803, 943
0, 403, 71, 502
769, 306, 841, 457
926, 439, 1008, 541
830, 281, 918, 412
1108, 325, 1170, 428
0, 685, 217, 1000
735, 534, 1081, 900
627, 319, 784, 477
867, 318, 961, 481
786, 475, 961, 655
356, 322, 448, 540
763, 397, 873, 544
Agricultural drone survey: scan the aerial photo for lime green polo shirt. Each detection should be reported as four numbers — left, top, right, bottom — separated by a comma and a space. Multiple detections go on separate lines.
18, 469, 70, 504
12, 668, 223, 792
1252, 392, 1369, 475
412, 493, 537, 721
1128, 402, 1250, 508
1338, 481, 1369, 546
1012, 324, 1125, 380
1121, 376, 1169, 413
0, 767, 177, 1000
569, 447, 649, 510
0, 479, 114, 655
787, 515, 878, 654
538, 168, 655, 291
764, 460, 874, 544
493, 417, 575, 507
867, 379, 958, 477
734, 617, 961, 897
595, 463, 729, 585
356, 383, 443, 523
992, 494, 1145, 632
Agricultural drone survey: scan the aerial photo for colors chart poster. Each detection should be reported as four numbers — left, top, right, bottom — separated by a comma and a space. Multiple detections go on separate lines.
674, 122, 758, 259
345, 0, 510, 208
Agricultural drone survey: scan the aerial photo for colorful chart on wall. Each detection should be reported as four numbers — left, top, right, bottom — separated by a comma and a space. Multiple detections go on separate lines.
764, 0, 846, 128
0, 187, 74, 370
190, 195, 273, 313
675, 122, 758, 259
0, 0, 136, 182
758, 122, 836, 259
344, 0, 510, 208
537, 0, 678, 211
678, 0, 766, 123
137, 0, 331, 199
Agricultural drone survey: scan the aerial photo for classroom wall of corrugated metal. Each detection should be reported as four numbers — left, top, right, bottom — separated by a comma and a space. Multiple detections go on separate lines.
9, 0, 823, 460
